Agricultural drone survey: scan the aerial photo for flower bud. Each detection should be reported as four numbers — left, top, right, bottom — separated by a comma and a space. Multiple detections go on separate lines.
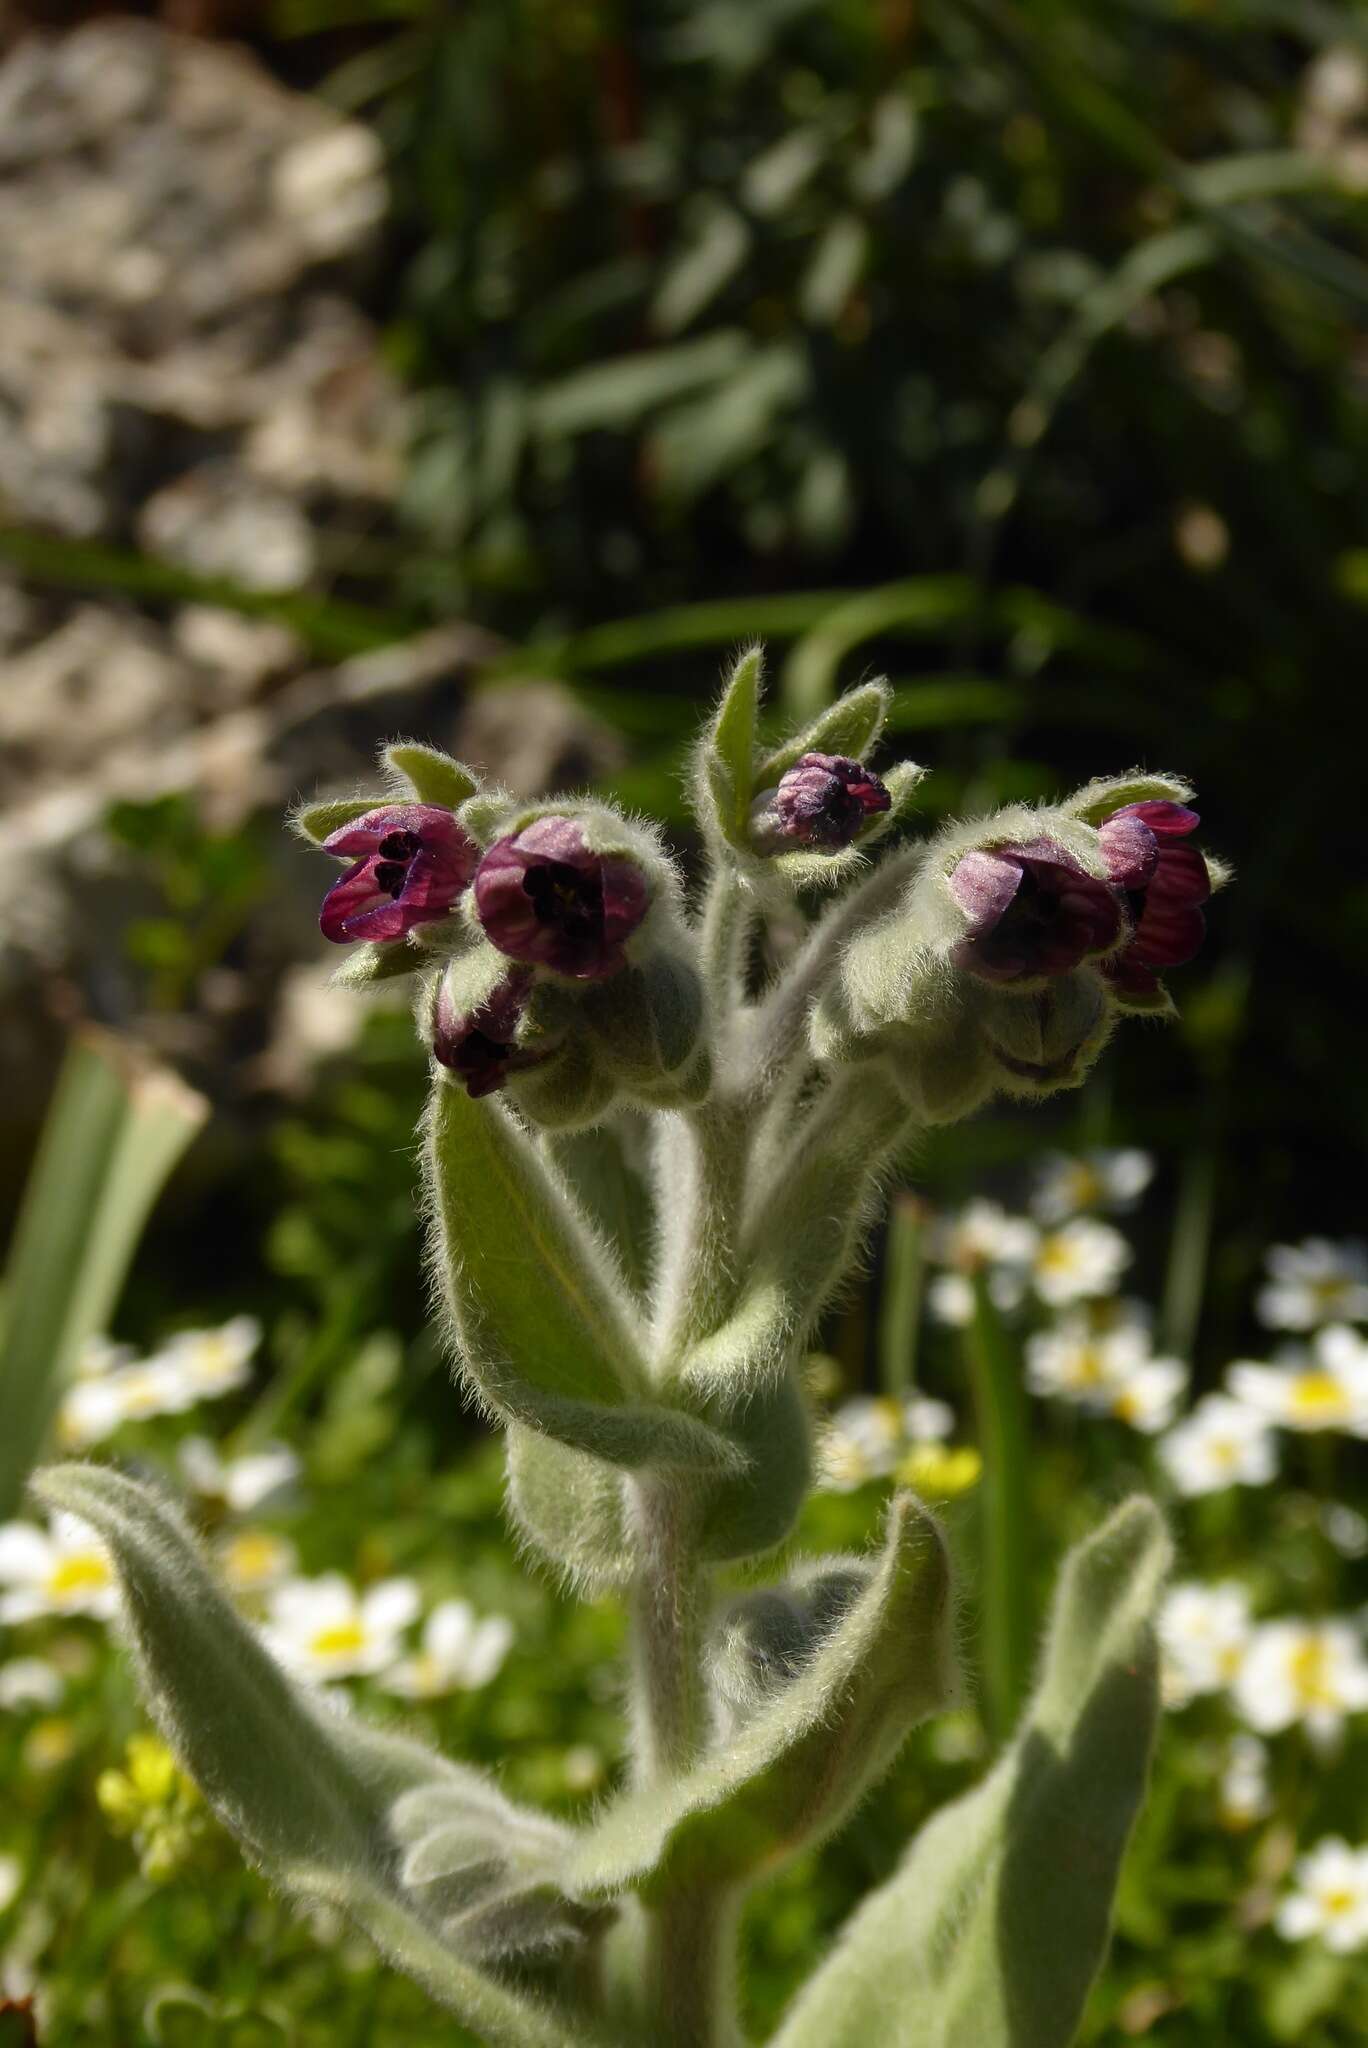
752, 753, 892, 852
318, 804, 478, 945
473, 816, 651, 980
431, 964, 549, 1100
1098, 800, 1210, 1004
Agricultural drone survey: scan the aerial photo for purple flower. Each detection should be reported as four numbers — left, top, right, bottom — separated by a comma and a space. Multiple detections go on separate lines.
760, 753, 891, 850
948, 838, 1122, 983
319, 805, 478, 945
432, 968, 547, 1098
1099, 801, 1209, 999
473, 817, 650, 980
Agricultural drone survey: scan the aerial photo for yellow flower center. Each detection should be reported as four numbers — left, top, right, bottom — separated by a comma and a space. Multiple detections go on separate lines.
46, 1554, 111, 1600
1289, 1639, 1335, 1708
1287, 1372, 1351, 1418
1064, 1164, 1103, 1209
1036, 1238, 1079, 1276
1068, 1346, 1107, 1389
897, 1445, 982, 1497
309, 1620, 367, 1659
224, 1533, 284, 1585
1323, 1887, 1358, 1917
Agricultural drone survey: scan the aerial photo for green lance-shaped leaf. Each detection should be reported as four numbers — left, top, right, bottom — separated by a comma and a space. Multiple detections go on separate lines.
755, 678, 891, 785
425, 1081, 744, 1472
692, 644, 764, 849
382, 741, 480, 811
33, 1466, 616, 2048
565, 1493, 954, 1901
289, 795, 382, 845
771, 1497, 1170, 2048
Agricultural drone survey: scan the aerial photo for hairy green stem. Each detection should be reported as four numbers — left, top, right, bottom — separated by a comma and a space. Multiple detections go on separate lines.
651, 1100, 753, 1364
965, 1272, 1033, 1747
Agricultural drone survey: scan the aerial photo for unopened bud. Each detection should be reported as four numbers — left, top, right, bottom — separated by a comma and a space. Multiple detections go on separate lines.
752, 752, 891, 852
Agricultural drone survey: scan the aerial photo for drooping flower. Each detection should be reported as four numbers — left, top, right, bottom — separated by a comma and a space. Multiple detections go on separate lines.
1158, 1581, 1254, 1704
379, 1600, 514, 1699
1156, 1394, 1278, 1496
1276, 1839, 1368, 1953
948, 839, 1122, 983
754, 753, 891, 850
473, 816, 650, 980
0, 1514, 118, 1623
1232, 1618, 1368, 1744
319, 805, 478, 945
431, 965, 549, 1098
1098, 800, 1210, 1001
1031, 1148, 1154, 1225
1226, 1325, 1368, 1437
265, 1573, 420, 1683
1257, 1237, 1368, 1331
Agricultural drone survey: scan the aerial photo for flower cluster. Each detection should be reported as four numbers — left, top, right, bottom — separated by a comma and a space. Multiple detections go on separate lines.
57, 1319, 261, 1449
1161, 1586, 1368, 1746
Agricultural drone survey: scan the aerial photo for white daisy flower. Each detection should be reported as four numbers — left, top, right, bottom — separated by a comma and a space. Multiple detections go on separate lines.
217, 1528, 299, 1596
178, 1437, 300, 1515
1232, 1619, 1368, 1744
1158, 1581, 1253, 1704
0, 1855, 20, 1915
1156, 1394, 1278, 1496
380, 1600, 514, 1699
265, 1573, 419, 1683
1227, 1325, 1368, 1436
0, 1514, 118, 1623
0, 1657, 66, 1712
1025, 1319, 1186, 1431
1031, 1149, 1155, 1225
928, 1199, 1039, 1270
1257, 1238, 1368, 1332
75, 1336, 136, 1379
926, 1268, 1027, 1328
1109, 1358, 1188, 1433
1219, 1734, 1271, 1828
1275, 1838, 1368, 1953
1031, 1218, 1131, 1307
154, 1315, 261, 1403
820, 1394, 956, 1491
57, 1375, 132, 1448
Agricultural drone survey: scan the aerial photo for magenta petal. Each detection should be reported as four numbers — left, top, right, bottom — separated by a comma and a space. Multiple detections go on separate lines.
948, 849, 1023, 932
1112, 800, 1200, 839
473, 817, 651, 978
320, 858, 391, 942
1098, 811, 1159, 888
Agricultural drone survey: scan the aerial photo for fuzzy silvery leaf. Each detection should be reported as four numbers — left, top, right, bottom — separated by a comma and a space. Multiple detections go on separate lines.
30, 1467, 618, 2048
694, 644, 764, 849
1063, 772, 1194, 826
381, 742, 479, 811
543, 1125, 654, 1298
290, 796, 383, 845
691, 1367, 812, 1563
755, 678, 891, 785
565, 1493, 953, 1901
505, 1426, 636, 1590
771, 1497, 1170, 2048
425, 1082, 745, 1471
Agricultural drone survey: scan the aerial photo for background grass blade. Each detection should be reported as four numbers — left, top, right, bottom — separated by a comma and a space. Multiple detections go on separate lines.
0, 1030, 207, 1516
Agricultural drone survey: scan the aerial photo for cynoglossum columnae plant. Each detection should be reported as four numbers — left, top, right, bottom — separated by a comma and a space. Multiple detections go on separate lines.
37, 652, 1222, 2047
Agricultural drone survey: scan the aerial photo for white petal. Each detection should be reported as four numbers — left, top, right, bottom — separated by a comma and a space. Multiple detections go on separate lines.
361, 1578, 421, 1638
0, 1524, 52, 1585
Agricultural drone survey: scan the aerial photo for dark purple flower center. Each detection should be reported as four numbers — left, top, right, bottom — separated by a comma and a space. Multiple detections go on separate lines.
522, 858, 603, 943
374, 830, 422, 897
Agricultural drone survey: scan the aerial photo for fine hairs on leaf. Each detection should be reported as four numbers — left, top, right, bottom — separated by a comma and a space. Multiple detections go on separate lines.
39, 658, 1213, 2048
